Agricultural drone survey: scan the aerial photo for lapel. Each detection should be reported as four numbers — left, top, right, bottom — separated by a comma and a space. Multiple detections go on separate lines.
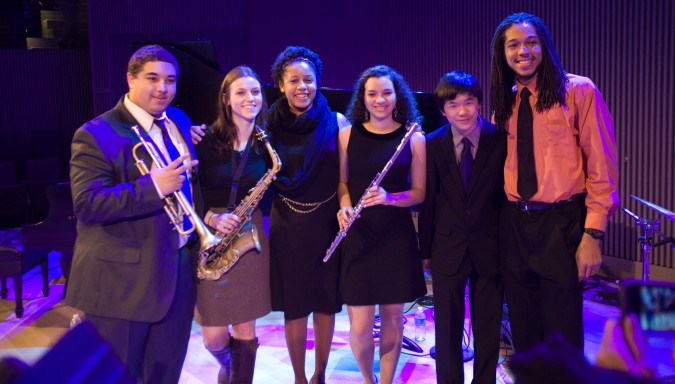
438, 125, 465, 195
466, 117, 498, 194
112, 97, 140, 134
113, 98, 197, 182
111, 98, 158, 169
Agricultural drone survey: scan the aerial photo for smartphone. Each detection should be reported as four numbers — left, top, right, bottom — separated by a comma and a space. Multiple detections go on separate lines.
621, 279, 675, 332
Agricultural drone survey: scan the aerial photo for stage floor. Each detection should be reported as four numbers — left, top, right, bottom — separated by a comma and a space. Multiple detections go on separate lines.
0, 252, 673, 383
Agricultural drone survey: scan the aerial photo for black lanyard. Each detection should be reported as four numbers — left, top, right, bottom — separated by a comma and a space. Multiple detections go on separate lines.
228, 135, 253, 210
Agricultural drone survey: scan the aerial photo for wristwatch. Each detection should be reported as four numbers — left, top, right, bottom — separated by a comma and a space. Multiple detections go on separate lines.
584, 228, 605, 240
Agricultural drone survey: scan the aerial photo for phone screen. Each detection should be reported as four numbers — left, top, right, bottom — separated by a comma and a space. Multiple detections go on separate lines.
623, 279, 675, 332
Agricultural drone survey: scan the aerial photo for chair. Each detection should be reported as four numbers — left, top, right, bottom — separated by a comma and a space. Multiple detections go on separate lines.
0, 243, 50, 318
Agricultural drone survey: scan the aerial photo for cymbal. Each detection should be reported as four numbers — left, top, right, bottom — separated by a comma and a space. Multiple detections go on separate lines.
630, 195, 675, 222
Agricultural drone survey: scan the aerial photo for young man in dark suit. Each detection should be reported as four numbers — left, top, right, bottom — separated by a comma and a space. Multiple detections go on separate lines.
419, 70, 506, 384
67, 45, 202, 383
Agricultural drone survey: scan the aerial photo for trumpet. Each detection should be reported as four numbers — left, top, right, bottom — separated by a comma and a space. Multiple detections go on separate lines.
323, 123, 420, 262
130, 125, 222, 255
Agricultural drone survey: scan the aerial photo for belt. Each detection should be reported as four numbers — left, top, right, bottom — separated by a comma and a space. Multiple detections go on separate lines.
512, 194, 584, 212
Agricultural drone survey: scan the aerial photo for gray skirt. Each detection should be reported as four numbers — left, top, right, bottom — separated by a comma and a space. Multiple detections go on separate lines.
195, 209, 271, 326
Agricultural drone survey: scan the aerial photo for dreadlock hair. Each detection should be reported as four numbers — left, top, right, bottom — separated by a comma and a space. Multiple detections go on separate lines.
270, 46, 323, 88
489, 12, 568, 127
346, 65, 422, 126
212, 65, 268, 154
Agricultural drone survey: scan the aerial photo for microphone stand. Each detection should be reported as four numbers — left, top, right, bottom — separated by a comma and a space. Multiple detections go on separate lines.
622, 207, 675, 281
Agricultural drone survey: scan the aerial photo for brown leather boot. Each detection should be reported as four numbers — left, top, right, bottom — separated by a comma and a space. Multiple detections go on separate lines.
229, 337, 259, 384
208, 344, 232, 384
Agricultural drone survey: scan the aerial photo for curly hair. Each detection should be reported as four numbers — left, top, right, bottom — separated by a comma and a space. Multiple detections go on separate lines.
270, 46, 323, 88
127, 45, 179, 77
346, 65, 422, 126
489, 12, 568, 127
434, 70, 483, 111
212, 65, 268, 154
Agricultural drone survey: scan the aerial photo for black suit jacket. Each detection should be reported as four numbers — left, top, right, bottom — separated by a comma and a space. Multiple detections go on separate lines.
419, 117, 506, 276
66, 97, 203, 322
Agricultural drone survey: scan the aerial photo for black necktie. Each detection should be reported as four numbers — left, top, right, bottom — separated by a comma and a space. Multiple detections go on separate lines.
459, 137, 473, 191
517, 88, 537, 200
154, 118, 193, 231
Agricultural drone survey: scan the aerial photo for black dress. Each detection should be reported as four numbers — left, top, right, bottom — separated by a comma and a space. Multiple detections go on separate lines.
194, 130, 271, 326
340, 122, 427, 305
268, 92, 342, 320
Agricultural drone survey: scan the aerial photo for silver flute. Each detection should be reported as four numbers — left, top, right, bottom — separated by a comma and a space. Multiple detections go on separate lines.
323, 123, 420, 262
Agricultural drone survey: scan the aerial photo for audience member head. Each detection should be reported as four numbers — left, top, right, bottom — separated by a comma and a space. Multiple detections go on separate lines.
511, 324, 657, 384
0, 357, 29, 383
346, 64, 421, 126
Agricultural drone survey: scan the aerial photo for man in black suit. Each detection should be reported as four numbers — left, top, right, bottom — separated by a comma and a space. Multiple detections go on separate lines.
67, 45, 202, 383
419, 70, 506, 384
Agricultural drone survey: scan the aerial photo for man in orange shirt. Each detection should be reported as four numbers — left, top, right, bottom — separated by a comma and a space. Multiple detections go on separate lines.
489, 12, 619, 352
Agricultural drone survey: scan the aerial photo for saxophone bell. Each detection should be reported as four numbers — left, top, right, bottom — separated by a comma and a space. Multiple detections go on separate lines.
197, 222, 261, 280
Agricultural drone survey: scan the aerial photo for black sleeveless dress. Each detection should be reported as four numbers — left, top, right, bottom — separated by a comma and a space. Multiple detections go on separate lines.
340, 123, 427, 305
268, 92, 342, 320
194, 130, 271, 326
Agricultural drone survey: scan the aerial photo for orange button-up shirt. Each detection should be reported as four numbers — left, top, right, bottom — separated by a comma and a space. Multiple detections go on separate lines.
503, 74, 619, 231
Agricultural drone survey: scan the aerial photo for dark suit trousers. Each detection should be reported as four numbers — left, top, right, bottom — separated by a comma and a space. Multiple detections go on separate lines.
432, 251, 503, 384
499, 201, 585, 353
86, 247, 196, 384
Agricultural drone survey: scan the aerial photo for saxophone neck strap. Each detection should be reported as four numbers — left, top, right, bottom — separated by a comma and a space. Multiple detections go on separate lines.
228, 135, 254, 210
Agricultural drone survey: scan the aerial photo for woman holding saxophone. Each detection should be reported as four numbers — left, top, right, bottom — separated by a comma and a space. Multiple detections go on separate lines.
337, 65, 427, 384
194, 65, 271, 384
